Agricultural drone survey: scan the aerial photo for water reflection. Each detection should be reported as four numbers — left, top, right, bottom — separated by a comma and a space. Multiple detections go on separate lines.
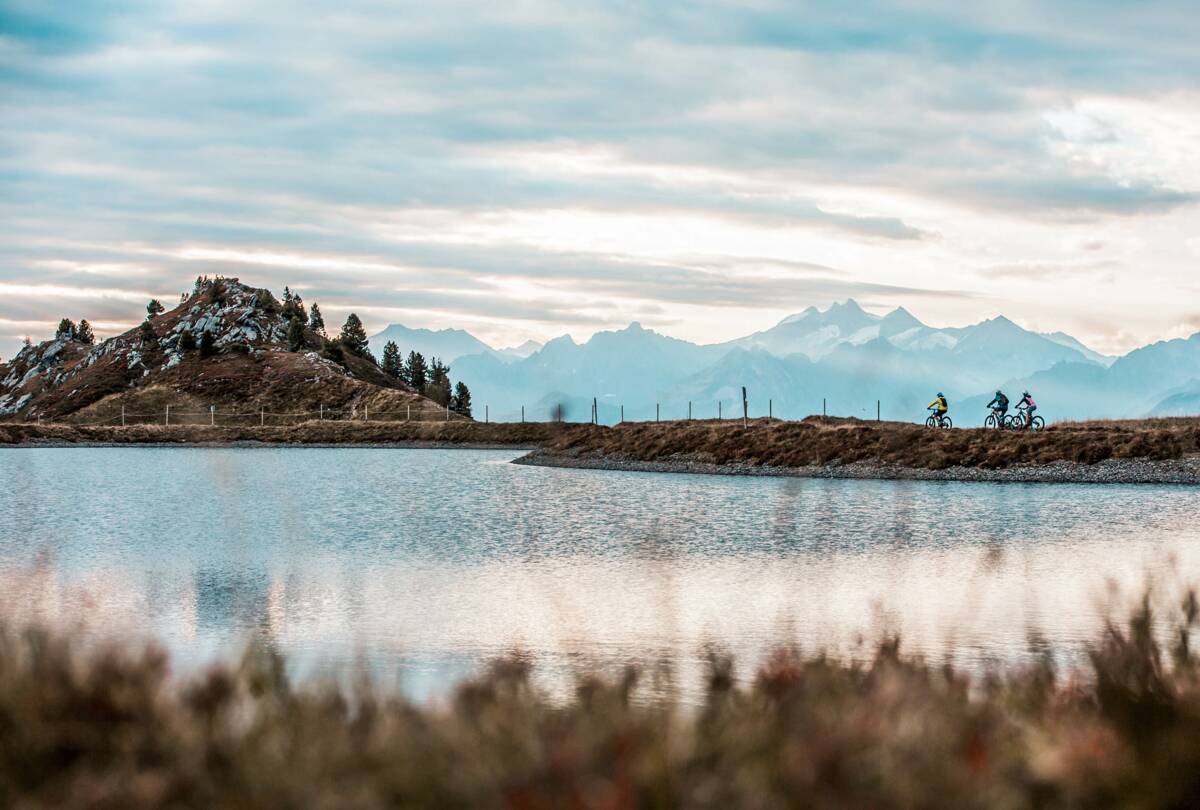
1, 447, 1198, 699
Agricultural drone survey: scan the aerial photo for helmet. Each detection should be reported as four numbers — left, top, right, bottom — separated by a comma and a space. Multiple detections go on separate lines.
996, 390, 1002, 396
937, 392, 944, 398
1023, 390, 1030, 397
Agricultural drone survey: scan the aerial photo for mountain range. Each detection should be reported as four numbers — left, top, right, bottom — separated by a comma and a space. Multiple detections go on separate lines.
370, 301, 1198, 424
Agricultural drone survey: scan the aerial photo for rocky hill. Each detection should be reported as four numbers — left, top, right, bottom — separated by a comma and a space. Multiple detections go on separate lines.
0, 277, 460, 424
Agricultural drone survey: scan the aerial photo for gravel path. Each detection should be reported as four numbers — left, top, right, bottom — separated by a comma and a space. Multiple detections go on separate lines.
513, 449, 1200, 485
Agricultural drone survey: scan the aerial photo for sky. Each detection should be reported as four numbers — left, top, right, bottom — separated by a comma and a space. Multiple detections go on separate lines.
2, 0, 1199, 361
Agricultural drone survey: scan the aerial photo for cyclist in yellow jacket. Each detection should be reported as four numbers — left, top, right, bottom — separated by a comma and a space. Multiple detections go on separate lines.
927, 392, 949, 426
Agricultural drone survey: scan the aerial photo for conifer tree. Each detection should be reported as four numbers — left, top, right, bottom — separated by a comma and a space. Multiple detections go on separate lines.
405, 351, 428, 392
339, 313, 369, 356
179, 330, 197, 352
75, 319, 95, 345
381, 341, 402, 377
146, 299, 165, 319
451, 381, 473, 417
140, 320, 157, 345
199, 331, 216, 358
308, 303, 325, 335
56, 318, 76, 340
287, 316, 306, 351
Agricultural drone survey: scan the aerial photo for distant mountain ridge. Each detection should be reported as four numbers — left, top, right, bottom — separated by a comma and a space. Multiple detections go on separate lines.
369, 302, 1197, 424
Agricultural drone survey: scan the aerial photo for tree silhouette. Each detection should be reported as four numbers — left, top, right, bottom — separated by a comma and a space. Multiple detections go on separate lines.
146, 299, 165, 320
339, 313, 369, 356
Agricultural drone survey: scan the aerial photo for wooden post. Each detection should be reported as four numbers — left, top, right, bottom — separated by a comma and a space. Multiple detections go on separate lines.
620, 405, 624, 424
365, 405, 369, 422
261, 407, 265, 427
656, 403, 660, 422
165, 405, 170, 426
688, 401, 692, 420
877, 400, 881, 422
718, 401, 722, 420
521, 405, 525, 423
769, 399, 772, 420
407, 404, 410, 422
486, 405, 489, 424
320, 404, 324, 421
121, 406, 125, 427
210, 406, 215, 427
823, 398, 826, 418
742, 386, 748, 428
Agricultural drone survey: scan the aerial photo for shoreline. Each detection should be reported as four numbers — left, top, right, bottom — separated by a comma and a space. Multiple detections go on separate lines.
2, 439, 533, 450
513, 449, 1200, 485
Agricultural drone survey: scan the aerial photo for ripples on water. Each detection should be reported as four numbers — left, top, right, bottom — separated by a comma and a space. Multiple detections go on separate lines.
1, 447, 1198, 699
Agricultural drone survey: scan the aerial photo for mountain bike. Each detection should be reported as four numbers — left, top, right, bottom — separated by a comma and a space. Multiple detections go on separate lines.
1013, 406, 1044, 431
925, 410, 952, 429
984, 409, 1013, 429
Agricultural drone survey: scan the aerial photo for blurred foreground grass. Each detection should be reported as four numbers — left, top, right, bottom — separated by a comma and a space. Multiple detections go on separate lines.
2, 594, 1200, 808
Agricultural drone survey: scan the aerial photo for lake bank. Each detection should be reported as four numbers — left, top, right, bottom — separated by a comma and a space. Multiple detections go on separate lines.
515, 448, 1200, 484
0, 420, 560, 447
513, 416, 1200, 484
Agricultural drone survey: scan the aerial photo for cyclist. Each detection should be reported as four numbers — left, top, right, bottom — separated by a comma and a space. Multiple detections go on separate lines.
1017, 390, 1037, 428
927, 392, 949, 426
987, 389, 1010, 422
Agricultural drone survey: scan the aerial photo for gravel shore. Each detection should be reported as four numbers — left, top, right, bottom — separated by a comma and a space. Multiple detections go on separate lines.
514, 449, 1200, 485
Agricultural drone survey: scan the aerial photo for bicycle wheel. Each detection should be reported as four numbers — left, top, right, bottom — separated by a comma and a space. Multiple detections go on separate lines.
925, 415, 937, 428
984, 414, 997, 429
940, 416, 953, 429
1002, 415, 1017, 430
1031, 416, 1045, 431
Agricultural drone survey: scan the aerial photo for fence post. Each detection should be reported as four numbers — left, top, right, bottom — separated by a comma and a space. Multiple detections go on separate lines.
261, 407, 265, 427
688, 401, 692, 420
823, 398, 826, 418
742, 386, 748, 428
769, 399, 772, 420
521, 405, 525, 423
407, 404, 410, 422
620, 405, 624, 424
718, 401, 722, 420
445, 403, 449, 421
121, 406, 125, 427
320, 404, 324, 421
165, 405, 170, 427
656, 403, 660, 422
365, 405, 369, 422
210, 406, 215, 427
486, 405, 489, 424
877, 400, 881, 422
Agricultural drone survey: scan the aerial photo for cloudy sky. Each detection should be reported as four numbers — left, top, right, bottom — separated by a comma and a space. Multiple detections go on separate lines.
2, 0, 1199, 360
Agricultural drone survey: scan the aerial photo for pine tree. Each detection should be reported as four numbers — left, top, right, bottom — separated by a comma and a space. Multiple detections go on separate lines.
308, 303, 325, 335
139, 320, 157, 345
428, 357, 450, 388
208, 277, 227, 306
405, 351, 428, 392
339, 313, 369, 356
199, 331, 216, 358
146, 299, 165, 320
381, 341, 402, 378
287, 316, 306, 351
75, 319, 95, 345
56, 318, 76, 340
179, 330, 197, 352
451, 381, 473, 417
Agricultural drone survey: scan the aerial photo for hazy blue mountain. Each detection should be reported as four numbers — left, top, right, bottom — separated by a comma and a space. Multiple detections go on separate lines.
497, 340, 543, 360
368, 324, 498, 364
1150, 381, 1200, 417
433, 301, 1195, 425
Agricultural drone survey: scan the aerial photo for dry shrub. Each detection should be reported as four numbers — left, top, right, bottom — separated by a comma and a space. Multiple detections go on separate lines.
3, 596, 1200, 808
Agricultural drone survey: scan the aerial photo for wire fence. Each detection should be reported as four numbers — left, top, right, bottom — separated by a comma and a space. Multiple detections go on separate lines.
12, 394, 891, 428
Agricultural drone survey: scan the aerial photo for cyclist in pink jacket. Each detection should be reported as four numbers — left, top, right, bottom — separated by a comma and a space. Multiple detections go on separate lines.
1017, 391, 1037, 428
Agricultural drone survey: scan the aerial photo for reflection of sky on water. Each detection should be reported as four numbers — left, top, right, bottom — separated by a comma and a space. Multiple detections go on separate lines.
2, 448, 1198, 701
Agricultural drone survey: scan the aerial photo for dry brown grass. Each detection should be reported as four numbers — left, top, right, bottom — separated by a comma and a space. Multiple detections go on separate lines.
2, 595, 1200, 808
0, 420, 563, 447
538, 416, 1200, 470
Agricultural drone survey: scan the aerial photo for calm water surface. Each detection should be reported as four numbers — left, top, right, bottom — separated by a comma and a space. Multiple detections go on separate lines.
2, 447, 1198, 699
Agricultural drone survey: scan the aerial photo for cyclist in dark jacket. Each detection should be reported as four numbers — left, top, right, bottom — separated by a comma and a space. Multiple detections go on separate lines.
987, 390, 1009, 417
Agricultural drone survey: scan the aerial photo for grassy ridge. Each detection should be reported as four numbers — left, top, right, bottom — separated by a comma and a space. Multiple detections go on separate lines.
2, 597, 1200, 807
534, 416, 1200, 470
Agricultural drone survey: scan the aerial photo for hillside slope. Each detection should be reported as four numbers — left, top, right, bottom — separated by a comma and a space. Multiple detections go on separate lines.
0, 278, 458, 424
